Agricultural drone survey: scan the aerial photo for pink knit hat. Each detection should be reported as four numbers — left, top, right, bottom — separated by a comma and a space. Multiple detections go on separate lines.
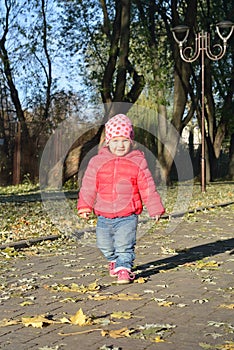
105, 114, 134, 145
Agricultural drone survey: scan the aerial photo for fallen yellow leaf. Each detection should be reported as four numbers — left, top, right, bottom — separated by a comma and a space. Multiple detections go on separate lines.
20, 301, 34, 306
59, 328, 103, 336
21, 315, 55, 328
70, 308, 91, 326
154, 336, 165, 342
159, 269, 170, 273
134, 277, 147, 283
111, 311, 132, 319
59, 317, 71, 324
44, 281, 100, 294
218, 343, 234, 350
89, 293, 142, 301
87, 281, 100, 292
184, 259, 220, 270
101, 327, 134, 339
101, 329, 109, 337
158, 301, 174, 307
0, 319, 20, 327
219, 304, 234, 309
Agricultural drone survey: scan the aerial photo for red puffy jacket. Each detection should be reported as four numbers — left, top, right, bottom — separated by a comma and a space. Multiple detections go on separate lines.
77, 147, 165, 218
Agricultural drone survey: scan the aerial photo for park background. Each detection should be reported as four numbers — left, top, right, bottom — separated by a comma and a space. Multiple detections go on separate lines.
0, 0, 233, 189
0, 4, 234, 348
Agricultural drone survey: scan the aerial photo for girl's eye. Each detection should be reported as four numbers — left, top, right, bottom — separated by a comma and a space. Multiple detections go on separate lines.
110, 138, 129, 145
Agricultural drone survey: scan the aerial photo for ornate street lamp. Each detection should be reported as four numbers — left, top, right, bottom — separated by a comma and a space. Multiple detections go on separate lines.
172, 21, 234, 192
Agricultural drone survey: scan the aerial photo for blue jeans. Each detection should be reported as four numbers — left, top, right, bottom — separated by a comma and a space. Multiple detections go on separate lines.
96, 214, 138, 270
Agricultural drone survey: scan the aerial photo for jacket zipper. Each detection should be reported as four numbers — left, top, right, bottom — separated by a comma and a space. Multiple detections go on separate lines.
113, 158, 118, 211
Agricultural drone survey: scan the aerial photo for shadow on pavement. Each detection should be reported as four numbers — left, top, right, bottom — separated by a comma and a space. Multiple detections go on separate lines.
136, 238, 234, 278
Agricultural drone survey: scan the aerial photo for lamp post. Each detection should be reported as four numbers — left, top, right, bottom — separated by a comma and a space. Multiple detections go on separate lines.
172, 21, 234, 192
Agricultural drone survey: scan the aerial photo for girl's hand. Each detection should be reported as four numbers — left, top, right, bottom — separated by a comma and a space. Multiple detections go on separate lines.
79, 212, 90, 219
78, 209, 91, 219
154, 215, 160, 222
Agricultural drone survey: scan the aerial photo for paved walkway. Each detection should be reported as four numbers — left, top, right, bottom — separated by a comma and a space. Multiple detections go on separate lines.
0, 205, 233, 350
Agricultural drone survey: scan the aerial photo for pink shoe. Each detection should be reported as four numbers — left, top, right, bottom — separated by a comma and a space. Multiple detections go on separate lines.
108, 261, 117, 277
116, 269, 135, 284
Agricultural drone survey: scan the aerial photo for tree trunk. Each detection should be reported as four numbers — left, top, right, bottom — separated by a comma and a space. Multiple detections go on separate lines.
0, 3, 38, 183
55, 0, 145, 187
227, 133, 234, 180
157, 110, 180, 184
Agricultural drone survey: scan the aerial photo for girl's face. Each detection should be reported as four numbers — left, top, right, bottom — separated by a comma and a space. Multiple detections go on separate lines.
108, 136, 131, 156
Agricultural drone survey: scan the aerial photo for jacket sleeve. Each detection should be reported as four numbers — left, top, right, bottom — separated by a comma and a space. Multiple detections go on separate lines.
137, 157, 165, 217
77, 158, 98, 212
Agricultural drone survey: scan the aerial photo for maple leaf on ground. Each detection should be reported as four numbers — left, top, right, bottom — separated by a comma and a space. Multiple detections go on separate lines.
21, 315, 56, 328
70, 308, 92, 326
101, 327, 135, 339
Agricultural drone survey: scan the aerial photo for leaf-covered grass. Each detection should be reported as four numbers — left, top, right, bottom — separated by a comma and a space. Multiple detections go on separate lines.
162, 181, 234, 214
0, 183, 40, 196
0, 181, 233, 245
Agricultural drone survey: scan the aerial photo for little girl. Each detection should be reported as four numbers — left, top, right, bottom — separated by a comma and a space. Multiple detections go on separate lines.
77, 114, 165, 284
